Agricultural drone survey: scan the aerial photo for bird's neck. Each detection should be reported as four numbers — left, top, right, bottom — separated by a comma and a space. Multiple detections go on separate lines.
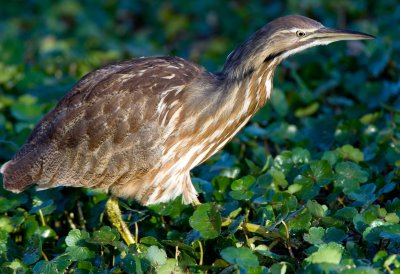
221, 25, 279, 82
181, 60, 278, 167
220, 58, 280, 118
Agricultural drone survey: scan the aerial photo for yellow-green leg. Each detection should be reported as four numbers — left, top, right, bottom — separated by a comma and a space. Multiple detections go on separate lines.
105, 196, 135, 245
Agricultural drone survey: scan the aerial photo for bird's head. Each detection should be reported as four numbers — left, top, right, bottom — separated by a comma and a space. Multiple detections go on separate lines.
261, 15, 374, 61
223, 15, 374, 79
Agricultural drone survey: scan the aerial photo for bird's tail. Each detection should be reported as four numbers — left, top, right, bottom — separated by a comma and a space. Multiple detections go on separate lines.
1, 159, 34, 193
0, 160, 10, 174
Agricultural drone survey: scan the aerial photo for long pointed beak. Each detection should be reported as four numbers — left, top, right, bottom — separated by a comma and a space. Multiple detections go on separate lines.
314, 27, 375, 42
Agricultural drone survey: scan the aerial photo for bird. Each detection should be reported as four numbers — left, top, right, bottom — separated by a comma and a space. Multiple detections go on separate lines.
1, 15, 374, 245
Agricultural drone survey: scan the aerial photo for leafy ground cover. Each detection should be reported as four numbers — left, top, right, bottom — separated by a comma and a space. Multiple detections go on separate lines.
0, 0, 399, 273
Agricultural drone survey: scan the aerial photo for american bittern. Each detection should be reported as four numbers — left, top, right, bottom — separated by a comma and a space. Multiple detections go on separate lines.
1, 15, 373, 245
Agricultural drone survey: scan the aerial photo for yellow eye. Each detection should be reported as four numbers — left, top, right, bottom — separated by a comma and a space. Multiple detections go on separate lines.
296, 30, 306, 37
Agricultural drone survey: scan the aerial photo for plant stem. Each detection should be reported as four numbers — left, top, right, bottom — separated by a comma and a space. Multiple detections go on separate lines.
221, 218, 281, 239
196, 240, 204, 265
134, 222, 139, 244
38, 209, 46, 226
41, 250, 49, 261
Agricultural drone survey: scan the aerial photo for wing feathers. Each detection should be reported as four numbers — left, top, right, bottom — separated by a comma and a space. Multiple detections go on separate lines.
3, 56, 203, 193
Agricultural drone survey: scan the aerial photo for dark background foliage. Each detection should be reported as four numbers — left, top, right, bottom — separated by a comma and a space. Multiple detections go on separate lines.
0, 0, 399, 273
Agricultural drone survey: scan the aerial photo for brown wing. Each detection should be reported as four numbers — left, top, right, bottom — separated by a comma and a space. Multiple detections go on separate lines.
2, 56, 204, 192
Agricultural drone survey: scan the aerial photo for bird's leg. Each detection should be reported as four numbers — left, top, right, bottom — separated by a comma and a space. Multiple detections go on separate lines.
105, 196, 135, 246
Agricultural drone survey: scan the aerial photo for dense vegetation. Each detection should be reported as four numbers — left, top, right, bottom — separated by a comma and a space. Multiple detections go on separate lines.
0, 0, 399, 273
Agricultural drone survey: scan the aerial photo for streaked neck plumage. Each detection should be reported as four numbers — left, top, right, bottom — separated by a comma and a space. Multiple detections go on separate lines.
217, 30, 283, 118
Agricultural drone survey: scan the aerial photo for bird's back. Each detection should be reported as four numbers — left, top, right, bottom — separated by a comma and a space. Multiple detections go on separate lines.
2, 56, 204, 194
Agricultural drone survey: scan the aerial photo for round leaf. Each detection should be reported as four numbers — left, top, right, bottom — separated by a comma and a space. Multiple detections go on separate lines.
145, 246, 167, 267
65, 229, 89, 247
189, 203, 221, 239
305, 242, 344, 264
221, 247, 259, 271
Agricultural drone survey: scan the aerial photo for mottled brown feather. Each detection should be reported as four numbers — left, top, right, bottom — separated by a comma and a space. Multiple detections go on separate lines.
3, 57, 204, 198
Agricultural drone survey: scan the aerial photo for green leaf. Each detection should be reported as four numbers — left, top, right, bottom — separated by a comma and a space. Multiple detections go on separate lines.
373, 250, 388, 264
245, 158, 262, 174
230, 190, 255, 200
347, 183, 377, 206
336, 145, 364, 163
10, 95, 44, 123
295, 102, 320, 117
22, 234, 42, 265
88, 226, 120, 245
292, 175, 319, 200
148, 198, 188, 218
0, 216, 14, 233
325, 227, 347, 243
353, 214, 369, 234
156, 258, 184, 274
189, 203, 221, 239
269, 262, 291, 274
285, 210, 312, 232
247, 266, 269, 274
29, 199, 56, 215
335, 207, 358, 221
0, 193, 28, 213
231, 176, 256, 191
220, 247, 259, 271
273, 151, 293, 174
304, 227, 325, 245
335, 161, 369, 193
145, 246, 167, 267
265, 122, 298, 145
0, 259, 29, 273
340, 267, 380, 274
32, 260, 60, 274
385, 213, 400, 223
271, 88, 289, 117
383, 254, 399, 270
77, 261, 93, 271
51, 254, 73, 273
270, 168, 288, 187
303, 115, 336, 150
121, 254, 150, 274
23, 217, 40, 239
386, 198, 400, 214
287, 183, 303, 194
140, 236, 161, 247
291, 147, 311, 165
305, 242, 344, 264
307, 200, 327, 218
230, 176, 256, 200
120, 254, 138, 274
65, 246, 95, 261
310, 160, 333, 186
360, 112, 381, 124
162, 240, 196, 258
212, 176, 231, 193
38, 225, 57, 239
255, 246, 284, 260
364, 224, 400, 243
322, 151, 338, 166
65, 229, 89, 246
225, 215, 246, 236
